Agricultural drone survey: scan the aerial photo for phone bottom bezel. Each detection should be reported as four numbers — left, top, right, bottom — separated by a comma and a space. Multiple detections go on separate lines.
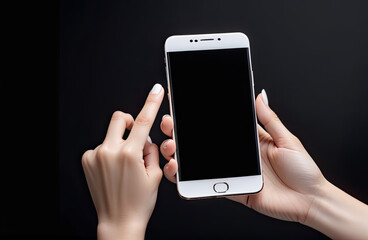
177, 175, 263, 200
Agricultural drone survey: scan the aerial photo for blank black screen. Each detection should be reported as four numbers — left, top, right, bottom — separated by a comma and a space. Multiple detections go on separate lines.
167, 48, 260, 181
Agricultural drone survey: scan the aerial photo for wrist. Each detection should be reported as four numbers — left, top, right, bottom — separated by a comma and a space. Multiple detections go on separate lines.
303, 179, 368, 240
303, 179, 333, 225
97, 219, 147, 240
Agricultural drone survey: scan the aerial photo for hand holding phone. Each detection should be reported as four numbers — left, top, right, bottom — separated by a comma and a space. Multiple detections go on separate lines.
160, 91, 325, 221
162, 89, 368, 239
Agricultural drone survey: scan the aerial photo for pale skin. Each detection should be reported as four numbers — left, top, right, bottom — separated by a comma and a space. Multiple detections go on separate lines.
82, 84, 368, 239
82, 84, 164, 240
161, 90, 368, 240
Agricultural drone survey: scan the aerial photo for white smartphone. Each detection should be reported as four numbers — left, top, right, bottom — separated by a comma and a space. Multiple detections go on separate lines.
164, 32, 263, 199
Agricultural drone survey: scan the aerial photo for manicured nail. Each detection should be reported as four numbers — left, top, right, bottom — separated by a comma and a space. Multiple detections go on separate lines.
261, 89, 269, 106
162, 114, 170, 120
151, 83, 162, 94
163, 140, 169, 149
147, 136, 152, 143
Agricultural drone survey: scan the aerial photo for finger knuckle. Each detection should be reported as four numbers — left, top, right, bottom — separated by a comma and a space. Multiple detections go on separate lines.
111, 110, 126, 120
81, 150, 92, 168
292, 135, 303, 147
145, 97, 160, 105
292, 134, 300, 142
270, 112, 280, 123
120, 145, 138, 160
263, 111, 280, 128
126, 113, 134, 122
95, 144, 114, 162
135, 115, 151, 126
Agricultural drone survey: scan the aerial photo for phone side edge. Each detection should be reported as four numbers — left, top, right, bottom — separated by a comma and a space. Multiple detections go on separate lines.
164, 46, 183, 195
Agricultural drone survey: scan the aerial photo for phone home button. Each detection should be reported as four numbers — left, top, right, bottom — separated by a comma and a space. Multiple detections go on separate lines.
213, 182, 229, 193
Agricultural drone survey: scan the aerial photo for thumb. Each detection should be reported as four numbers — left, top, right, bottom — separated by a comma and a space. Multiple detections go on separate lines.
143, 138, 163, 184
255, 90, 300, 150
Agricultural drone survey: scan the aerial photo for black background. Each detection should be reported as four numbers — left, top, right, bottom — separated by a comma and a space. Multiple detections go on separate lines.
168, 49, 260, 181
1, 0, 368, 239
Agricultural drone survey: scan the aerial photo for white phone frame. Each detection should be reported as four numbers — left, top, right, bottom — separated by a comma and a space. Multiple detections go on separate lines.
164, 32, 263, 199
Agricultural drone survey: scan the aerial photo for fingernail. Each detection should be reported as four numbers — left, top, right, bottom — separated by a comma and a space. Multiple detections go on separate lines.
151, 83, 162, 94
162, 114, 170, 120
163, 140, 169, 149
261, 89, 269, 106
147, 136, 152, 143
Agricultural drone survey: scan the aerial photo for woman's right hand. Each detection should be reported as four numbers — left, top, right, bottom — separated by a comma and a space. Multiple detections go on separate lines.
160, 89, 368, 240
81, 84, 165, 240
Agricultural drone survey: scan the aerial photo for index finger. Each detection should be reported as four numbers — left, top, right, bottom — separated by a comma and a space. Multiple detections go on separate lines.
127, 83, 164, 148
